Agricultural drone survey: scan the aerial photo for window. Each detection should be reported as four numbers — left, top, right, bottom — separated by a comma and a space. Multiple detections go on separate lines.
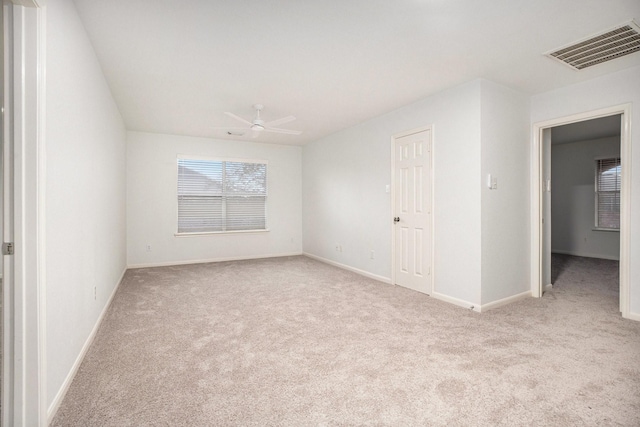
177, 157, 267, 233
595, 157, 621, 230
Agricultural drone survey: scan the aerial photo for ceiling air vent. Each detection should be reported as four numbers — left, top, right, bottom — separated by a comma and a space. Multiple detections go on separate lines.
546, 21, 640, 70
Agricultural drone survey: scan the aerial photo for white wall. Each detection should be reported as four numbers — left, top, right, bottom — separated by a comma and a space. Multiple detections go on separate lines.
531, 65, 640, 316
480, 80, 530, 304
127, 132, 302, 267
303, 80, 483, 306
46, 0, 127, 413
551, 137, 621, 260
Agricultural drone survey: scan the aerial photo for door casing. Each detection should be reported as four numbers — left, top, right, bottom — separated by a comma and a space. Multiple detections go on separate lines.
3, 1, 47, 426
531, 104, 631, 319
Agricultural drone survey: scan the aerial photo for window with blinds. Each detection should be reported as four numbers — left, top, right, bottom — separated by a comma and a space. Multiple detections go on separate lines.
177, 158, 267, 233
595, 157, 621, 230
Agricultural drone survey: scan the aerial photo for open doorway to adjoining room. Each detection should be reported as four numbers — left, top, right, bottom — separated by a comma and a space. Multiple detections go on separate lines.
532, 105, 631, 319
549, 115, 621, 312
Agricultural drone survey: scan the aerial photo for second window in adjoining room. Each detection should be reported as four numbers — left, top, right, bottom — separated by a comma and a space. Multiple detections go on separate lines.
595, 157, 621, 230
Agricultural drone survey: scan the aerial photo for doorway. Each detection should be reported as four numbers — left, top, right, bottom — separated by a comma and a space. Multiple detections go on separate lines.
549, 116, 621, 308
391, 126, 433, 295
531, 105, 631, 318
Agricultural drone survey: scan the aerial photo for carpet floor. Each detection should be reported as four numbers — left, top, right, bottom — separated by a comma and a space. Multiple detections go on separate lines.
51, 255, 640, 426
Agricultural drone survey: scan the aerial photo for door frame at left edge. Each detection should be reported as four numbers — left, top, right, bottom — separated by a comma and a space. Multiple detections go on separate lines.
5, 0, 47, 426
390, 125, 435, 295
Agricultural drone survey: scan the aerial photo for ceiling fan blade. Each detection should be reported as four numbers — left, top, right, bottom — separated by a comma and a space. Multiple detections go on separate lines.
224, 111, 252, 126
264, 127, 302, 135
264, 115, 296, 127
211, 126, 248, 130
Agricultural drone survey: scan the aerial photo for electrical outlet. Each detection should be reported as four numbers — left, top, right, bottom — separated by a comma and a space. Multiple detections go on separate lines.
146, 244, 152, 252
94, 286, 97, 300
370, 250, 375, 259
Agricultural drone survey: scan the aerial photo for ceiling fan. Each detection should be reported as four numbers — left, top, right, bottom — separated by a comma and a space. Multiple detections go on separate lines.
215, 104, 302, 138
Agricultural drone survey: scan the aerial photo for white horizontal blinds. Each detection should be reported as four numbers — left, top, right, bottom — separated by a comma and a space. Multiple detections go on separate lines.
178, 159, 224, 232
224, 161, 267, 231
177, 158, 267, 233
596, 158, 621, 229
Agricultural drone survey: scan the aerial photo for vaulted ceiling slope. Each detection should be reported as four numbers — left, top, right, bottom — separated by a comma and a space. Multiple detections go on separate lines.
72, 0, 640, 145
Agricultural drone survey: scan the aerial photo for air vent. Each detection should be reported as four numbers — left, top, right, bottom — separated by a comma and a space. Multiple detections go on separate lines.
547, 21, 640, 70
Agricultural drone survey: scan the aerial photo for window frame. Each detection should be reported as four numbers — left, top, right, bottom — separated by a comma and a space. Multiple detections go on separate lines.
594, 156, 621, 232
175, 155, 269, 236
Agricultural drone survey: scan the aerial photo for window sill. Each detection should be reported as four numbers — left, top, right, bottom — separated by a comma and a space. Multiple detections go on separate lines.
175, 229, 270, 237
592, 227, 619, 232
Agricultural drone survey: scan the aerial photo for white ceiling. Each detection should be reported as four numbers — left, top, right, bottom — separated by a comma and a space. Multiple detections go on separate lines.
72, 0, 640, 146
551, 115, 622, 145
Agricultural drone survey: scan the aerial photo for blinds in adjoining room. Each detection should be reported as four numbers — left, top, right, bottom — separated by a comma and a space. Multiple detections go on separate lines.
177, 158, 267, 233
595, 157, 621, 229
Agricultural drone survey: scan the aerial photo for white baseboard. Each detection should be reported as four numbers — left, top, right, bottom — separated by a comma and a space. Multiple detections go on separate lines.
624, 311, 640, 322
128, 252, 303, 269
551, 249, 619, 261
480, 290, 531, 313
302, 252, 391, 284
47, 267, 128, 423
431, 291, 479, 312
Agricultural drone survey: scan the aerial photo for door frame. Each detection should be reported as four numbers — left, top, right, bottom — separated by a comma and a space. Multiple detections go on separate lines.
530, 104, 631, 319
3, 1, 47, 426
390, 125, 435, 295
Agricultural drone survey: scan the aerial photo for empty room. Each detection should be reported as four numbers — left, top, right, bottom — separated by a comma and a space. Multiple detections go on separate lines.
2, 0, 640, 426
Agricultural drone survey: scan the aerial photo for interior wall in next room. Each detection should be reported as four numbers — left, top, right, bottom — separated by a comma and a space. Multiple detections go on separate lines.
551, 136, 621, 260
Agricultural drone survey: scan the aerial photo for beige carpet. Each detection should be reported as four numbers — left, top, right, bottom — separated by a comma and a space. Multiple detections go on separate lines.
51, 255, 640, 426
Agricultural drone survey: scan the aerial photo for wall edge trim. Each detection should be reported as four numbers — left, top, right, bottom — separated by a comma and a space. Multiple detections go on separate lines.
46, 267, 127, 423
128, 252, 303, 269
480, 290, 531, 313
302, 252, 392, 284
431, 291, 479, 312
624, 311, 640, 322
551, 249, 619, 261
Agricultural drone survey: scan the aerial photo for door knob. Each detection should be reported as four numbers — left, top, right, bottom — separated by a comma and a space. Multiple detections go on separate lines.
393, 217, 400, 223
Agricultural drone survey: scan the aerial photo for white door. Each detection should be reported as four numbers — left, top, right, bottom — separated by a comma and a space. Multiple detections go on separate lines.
393, 129, 432, 294
541, 128, 552, 295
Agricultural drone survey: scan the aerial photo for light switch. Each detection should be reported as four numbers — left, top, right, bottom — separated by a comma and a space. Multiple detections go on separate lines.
385, 184, 390, 193
487, 174, 497, 190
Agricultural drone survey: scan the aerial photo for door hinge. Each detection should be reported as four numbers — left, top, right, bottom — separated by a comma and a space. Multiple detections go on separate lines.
2, 242, 14, 255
